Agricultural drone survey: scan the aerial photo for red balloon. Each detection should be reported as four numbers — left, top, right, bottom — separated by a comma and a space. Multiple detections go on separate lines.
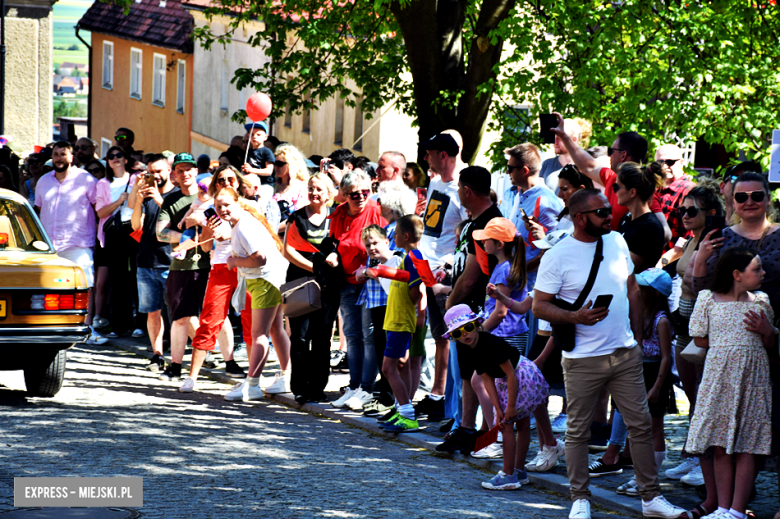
246, 92, 272, 122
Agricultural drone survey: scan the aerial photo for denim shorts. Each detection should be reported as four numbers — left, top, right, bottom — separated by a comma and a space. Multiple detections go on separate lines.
137, 267, 169, 313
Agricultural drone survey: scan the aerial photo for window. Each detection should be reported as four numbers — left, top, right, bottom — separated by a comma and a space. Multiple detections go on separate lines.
152, 54, 166, 107
283, 101, 292, 128
334, 96, 344, 145
101, 138, 111, 158
353, 96, 364, 151
129, 48, 142, 99
220, 63, 229, 112
502, 105, 530, 141
301, 91, 311, 134
176, 60, 186, 114
101, 41, 113, 89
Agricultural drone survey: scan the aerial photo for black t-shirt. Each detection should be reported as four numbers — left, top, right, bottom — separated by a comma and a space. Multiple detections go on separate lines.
456, 331, 520, 380
137, 188, 179, 269
247, 146, 276, 186
286, 206, 331, 282
451, 203, 502, 312
617, 211, 665, 272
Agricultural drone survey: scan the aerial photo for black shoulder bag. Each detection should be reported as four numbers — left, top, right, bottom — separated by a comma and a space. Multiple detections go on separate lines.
550, 236, 603, 352
103, 177, 133, 238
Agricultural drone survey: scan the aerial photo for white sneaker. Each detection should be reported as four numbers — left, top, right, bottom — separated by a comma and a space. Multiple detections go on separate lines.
471, 442, 503, 459
680, 465, 704, 486
179, 377, 196, 393
332, 387, 357, 408
665, 457, 699, 480
569, 499, 591, 519
224, 381, 247, 401
263, 372, 291, 394
246, 384, 264, 401
86, 330, 109, 345
536, 438, 565, 471
132, 328, 145, 338
551, 413, 568, 433
525, 451, 544, 472
344, 389, 373, 411
641, 495, 686, 519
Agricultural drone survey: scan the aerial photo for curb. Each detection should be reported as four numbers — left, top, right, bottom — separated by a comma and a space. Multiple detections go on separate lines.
109, 337, 645, 518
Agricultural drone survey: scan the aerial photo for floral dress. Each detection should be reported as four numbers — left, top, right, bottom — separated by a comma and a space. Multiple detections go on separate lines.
685, 290, 773, 455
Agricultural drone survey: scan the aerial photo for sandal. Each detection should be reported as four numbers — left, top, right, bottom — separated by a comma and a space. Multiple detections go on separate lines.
678, 504, 711, 519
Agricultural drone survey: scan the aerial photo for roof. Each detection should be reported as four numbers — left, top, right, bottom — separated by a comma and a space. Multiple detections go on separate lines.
78, 0, 194, 53
60, 62, 87, 69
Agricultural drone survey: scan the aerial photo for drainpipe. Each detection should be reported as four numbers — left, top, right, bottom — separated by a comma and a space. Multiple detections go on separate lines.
1, 0, 6, 135
75, 24, 91, 138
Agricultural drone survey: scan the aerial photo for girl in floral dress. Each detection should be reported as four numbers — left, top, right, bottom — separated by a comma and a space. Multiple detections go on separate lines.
686, 247, 776, 519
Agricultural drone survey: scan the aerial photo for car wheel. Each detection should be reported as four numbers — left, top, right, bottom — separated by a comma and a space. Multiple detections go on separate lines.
24, 350, 67, 397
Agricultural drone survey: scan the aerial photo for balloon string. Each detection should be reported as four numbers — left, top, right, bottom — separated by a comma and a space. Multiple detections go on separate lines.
243, 121, 255, 166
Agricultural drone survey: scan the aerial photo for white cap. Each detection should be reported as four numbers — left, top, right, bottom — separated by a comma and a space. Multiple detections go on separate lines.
532, 229, 571, 250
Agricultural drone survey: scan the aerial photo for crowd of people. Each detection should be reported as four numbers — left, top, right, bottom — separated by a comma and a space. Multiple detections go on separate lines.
8, 113, 780, 519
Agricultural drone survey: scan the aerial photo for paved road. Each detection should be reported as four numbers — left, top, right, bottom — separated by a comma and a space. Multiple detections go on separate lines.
0, 343, 632, 519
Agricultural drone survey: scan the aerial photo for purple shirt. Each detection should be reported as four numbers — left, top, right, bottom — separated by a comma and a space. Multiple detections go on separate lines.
484, 260, 529, 338
35, 168, 98, 251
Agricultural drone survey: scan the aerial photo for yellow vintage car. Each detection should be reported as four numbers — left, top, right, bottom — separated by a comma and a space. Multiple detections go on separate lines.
0, 187, 90, 397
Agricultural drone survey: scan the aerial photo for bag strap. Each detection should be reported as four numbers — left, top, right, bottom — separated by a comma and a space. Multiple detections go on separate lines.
572, 236, 603, 310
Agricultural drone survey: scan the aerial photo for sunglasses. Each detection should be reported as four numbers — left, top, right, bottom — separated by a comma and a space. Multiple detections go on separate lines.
274, 161, 288, 167
86, 168, 102, 174
115, 135, 129, 141
607, 147, 625, 157
348, 189, 371, 201
217, 176, 236, 185
733, 191, 766, 204
75, 145, 93, 151
107, 152, 124, 160
661, 159, 680, 167
612, 182, 623, 192
676, 206, 700, 218
579, 206, 612, 219
450, 321, 477, 340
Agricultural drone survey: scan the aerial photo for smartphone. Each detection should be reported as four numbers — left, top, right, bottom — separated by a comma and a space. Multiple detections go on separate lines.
203, 207, 218, 221
519, 207, 529, 221
144, 172, 155, 187
703, 215, 726, 241
320, 158, 331, 173
539, 113, 557, 144
416, 187, 427, 201
593, 294, 613, 310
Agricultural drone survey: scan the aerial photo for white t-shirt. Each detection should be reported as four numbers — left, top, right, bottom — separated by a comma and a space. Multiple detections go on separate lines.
109, 176, 134, 222
419, 176, 469, 268
534, 231, 636, 359
231, 215, 289, 288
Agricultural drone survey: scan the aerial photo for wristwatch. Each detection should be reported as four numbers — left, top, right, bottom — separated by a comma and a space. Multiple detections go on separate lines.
661, 258, 669, 267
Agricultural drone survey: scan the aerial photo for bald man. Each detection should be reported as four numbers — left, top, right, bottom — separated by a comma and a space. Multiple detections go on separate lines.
375, 151, 406, 184
654, 144, 695, 248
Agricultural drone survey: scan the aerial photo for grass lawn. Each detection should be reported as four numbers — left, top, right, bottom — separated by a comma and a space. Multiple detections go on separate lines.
52, 0, 91, 67
53, 50, 89, 67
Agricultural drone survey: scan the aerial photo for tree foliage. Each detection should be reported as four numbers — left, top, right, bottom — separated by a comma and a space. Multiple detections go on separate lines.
190, 0, 780, 169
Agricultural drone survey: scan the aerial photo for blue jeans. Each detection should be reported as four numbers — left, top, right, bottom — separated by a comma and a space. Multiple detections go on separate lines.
444, 339, 462, 431
340, 283, 376, 392
608, 408, 629, 448
137, 267, 169, 313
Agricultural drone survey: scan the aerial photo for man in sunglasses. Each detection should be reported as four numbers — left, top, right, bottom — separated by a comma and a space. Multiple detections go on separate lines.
114, 127, 135, 155
533, 188, 685, 519
654, 144, 695, 249
73, 138, 97, 168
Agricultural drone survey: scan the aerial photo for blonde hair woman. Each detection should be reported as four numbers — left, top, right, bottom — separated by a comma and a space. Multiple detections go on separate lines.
273, 143, 310, 231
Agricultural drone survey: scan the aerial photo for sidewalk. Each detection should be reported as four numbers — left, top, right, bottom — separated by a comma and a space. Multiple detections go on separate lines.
108, 336, 779, 518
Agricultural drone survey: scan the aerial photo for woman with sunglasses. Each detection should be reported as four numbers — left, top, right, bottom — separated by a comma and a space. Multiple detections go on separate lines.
325, 170, 388, 404
95, 145, 142, 337
273, 144, 310, 233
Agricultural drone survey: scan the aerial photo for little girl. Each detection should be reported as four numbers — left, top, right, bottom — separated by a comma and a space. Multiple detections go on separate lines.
684, 247, 775, 519
615, 268, 676, 497
443, 304, 551, 491
216, 187, 290, 402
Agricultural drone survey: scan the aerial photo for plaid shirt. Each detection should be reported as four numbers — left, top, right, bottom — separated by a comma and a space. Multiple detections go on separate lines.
654, 176, 695, 246
357, 253, 404, 308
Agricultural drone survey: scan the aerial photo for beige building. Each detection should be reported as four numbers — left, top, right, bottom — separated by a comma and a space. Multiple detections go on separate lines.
1, 0, 56, 151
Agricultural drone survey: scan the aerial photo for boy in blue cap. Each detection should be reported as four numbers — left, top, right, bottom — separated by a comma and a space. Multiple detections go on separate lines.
242, 121, 275, 185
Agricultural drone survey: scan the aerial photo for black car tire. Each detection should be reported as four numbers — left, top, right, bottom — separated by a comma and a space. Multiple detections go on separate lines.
24, 350, 67, 397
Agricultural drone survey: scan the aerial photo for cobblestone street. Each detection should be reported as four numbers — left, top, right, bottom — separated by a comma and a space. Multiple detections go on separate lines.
0, 343, 626, 519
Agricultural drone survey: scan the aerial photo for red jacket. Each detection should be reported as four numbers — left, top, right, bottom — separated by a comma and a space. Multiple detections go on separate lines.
329, 199, 387, 284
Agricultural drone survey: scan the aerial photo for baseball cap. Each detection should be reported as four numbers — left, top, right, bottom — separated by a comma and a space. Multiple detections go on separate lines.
244, 121, 269, 134
459, 166, 492, 196
533, 229, 571, 250
172, 152, 197, 167
635, 268, 672, 297
473, 218, 517, 243
418, 133, 459, 157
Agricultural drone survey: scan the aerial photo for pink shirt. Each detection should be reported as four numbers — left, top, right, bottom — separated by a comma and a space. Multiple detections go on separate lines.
273, 182, 309, 212
95, 173, 138, 248
35, 168, 98, 251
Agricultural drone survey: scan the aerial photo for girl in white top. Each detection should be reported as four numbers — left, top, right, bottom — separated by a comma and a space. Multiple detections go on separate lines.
215, 187, 290, 401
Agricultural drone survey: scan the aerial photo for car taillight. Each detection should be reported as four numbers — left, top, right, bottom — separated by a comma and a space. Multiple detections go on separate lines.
0, 233, 8, 246
28, 292, 88, 311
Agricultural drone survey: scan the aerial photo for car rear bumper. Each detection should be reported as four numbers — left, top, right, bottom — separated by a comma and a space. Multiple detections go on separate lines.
0, 325, 90, 346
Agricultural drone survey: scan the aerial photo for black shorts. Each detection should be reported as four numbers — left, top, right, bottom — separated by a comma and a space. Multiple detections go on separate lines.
426, 287, 449, 339
643, 361, 677, 418
93, 243, 108, 268
166, 269, 209, 321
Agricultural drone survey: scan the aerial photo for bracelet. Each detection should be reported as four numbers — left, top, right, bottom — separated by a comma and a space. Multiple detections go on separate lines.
508, 299, 514, 310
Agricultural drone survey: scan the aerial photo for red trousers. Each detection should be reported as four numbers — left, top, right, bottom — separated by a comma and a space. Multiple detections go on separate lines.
191, 263, 252, 351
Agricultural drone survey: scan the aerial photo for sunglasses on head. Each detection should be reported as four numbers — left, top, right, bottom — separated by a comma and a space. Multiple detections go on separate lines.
733, 190, 765, 204
274, 161, 287, 167
217, 176, 236, 185
450, 321, 477, 340
607, 147, 625, 157
107, 152, 124, 160
579, 206, 612, 219
676, 206, 700, 218
348, 189, 371, 201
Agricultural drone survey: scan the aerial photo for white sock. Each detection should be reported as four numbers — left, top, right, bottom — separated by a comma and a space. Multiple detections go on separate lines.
654, 451, 666, 470
718, 508, 729, 515
428, 393, 444, 401
727, 510, 746, 519
247, 377, 259, 387
398, 403, 415, 420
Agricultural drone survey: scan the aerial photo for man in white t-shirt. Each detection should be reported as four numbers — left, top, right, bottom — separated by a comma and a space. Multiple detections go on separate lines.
415, 131, 468, 420
532, 189, 684, 519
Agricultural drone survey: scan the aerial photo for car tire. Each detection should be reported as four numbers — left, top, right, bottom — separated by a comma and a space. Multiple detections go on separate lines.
24, 350, 67, 397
